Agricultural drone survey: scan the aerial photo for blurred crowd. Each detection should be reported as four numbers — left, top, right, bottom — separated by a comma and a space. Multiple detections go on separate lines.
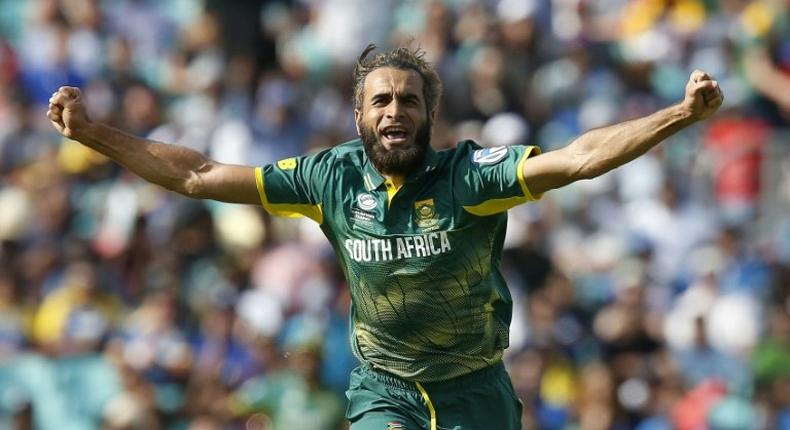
0, 0, 788, 429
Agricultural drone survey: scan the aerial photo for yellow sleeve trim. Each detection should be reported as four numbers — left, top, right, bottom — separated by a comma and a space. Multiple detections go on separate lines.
415, 382, 437, 430
517, 145, 542, 201
462, 146, 542, 216
254, 166, 324, 224
463, 196, 529, 216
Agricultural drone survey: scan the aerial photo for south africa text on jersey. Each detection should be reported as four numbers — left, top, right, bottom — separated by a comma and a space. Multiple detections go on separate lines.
344, 231, 452, 262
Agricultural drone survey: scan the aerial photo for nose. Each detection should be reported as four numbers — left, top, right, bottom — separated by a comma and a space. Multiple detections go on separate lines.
385, 99, 405, 120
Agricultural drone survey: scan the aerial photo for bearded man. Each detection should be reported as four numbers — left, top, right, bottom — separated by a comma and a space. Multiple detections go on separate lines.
47, 45, 723, 430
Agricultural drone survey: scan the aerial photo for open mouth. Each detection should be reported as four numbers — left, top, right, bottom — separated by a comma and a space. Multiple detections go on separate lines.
380, 125, 410, 145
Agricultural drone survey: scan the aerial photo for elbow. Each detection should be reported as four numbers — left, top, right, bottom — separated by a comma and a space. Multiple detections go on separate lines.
166, 170, 207, 199
569, 140, 612, 181
566, 146, 601, 181
576, 159, 608, 180
179, 179, 202, 198
179, 160, 219, 199
179, 171, 209, 199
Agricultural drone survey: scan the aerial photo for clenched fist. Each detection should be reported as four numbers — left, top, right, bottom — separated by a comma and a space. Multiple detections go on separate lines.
47, 86, 91, 139
682, 70, 724, 122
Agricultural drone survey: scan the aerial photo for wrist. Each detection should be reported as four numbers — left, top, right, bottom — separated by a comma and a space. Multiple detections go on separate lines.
673, 103, 698, 127
70, 119, 97, 142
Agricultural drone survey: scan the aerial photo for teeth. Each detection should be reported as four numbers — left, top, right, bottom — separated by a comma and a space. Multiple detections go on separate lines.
385, 131, 405, 139
381, 125, 408, 141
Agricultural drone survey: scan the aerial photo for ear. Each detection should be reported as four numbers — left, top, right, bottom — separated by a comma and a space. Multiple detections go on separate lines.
429, 109, 437, 123
354, 109, 362, 135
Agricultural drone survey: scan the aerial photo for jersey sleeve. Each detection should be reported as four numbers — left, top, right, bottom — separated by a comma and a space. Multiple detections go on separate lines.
254, 149, 333, 224
454, 141, 542, 216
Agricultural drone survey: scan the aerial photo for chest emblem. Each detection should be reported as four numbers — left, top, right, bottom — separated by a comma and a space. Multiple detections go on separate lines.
414, 198, 439, 230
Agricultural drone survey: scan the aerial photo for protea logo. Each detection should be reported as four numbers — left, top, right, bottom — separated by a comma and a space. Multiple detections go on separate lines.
357, 193, 377, 211
414, 198, 438, 229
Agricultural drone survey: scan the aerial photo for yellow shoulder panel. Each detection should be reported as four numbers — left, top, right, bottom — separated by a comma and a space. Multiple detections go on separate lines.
255, 167, 324, 224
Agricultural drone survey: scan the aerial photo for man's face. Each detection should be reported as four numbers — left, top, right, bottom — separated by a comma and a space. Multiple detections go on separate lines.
355, 67, 434, 176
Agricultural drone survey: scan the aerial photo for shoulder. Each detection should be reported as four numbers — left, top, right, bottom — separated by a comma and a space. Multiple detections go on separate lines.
290, 138, 363, 170
445, 139, 483, 157
455, 139, 484, 151
325, 138, 365, 163
434, 139, 480, 165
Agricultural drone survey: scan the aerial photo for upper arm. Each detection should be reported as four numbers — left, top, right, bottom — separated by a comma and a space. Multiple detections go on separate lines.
519, 145, 586, 196
191, 162, 261, 204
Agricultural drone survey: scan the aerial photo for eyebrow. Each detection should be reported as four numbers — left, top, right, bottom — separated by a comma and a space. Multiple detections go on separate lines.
370, 91, 421, 102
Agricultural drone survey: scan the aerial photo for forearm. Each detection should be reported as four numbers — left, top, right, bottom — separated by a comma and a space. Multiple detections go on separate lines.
570, 103, 696, 179
73, 122, 209, 196
522, 71, 721, 195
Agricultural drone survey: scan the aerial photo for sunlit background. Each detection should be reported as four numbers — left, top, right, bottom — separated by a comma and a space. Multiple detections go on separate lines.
0, 0, 788, 429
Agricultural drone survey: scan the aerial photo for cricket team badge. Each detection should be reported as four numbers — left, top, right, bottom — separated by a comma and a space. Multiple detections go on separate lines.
414, 198, 439, 230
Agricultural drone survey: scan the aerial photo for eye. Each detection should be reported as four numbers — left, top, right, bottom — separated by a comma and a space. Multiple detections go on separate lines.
403, 96, 420, 106
371, 95, 390, 107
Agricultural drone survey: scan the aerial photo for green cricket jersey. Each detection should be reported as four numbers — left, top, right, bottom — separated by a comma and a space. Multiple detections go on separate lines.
254, 139, 541, 382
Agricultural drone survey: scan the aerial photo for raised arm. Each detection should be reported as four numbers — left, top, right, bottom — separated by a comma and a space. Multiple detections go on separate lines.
47, 86, 260, 204
522, 70, 724, 196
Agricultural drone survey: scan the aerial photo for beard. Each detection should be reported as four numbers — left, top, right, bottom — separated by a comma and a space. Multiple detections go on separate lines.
360, 120, 432, 176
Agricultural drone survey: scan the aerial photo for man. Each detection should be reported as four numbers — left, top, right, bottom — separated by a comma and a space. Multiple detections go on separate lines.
47, 45, 723, 430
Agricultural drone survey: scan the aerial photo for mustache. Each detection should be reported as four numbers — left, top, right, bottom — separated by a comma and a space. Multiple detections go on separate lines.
360, 121, 431, 176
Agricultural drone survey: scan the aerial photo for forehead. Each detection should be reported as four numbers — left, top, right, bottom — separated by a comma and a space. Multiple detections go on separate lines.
363, 67, 425, 99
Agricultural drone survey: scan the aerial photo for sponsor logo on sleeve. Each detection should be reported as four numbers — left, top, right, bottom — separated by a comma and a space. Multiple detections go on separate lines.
472, 146, 508, 165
